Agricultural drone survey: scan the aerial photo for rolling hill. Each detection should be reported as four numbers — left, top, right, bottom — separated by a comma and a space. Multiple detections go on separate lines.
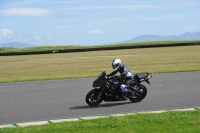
124, 32, 200, 43
0, 42, 36, 48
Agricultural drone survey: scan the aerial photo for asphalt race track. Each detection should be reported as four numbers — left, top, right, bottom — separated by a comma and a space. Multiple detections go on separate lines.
0, 72, 200, 125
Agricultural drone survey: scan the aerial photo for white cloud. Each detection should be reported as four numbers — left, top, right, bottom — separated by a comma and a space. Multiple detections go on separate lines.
180, 26, 196, 32
59, 5, 156, 11
0, 28, 14, 37
33, 35, 41, 40
89, 30, 104, 40
89, 30, 104, 35
0, 8, 52, 16
51, 0, 98, 4
57, 0, 200, 11
46, 35, 53, 40
92, 37, 104, 40
182, 26, 196, 31
6, 0, 44, 7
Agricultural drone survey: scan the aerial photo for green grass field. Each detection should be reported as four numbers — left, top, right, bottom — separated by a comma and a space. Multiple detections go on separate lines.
0, 109, 200, 133
0, 46, 200, 83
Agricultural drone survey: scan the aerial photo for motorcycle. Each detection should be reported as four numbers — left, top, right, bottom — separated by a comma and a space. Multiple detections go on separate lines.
85, 71, 152, 106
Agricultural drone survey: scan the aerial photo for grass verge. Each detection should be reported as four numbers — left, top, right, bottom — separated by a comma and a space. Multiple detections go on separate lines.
0, 109, 200, 133
1, 40, 200, 54
0, 46, 200, 83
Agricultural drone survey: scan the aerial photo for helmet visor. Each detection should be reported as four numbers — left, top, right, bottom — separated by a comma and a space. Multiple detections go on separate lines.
112, 64, 119, 71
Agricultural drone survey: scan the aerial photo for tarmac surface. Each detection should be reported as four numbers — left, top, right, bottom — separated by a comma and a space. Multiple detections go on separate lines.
0, 72, 200, 125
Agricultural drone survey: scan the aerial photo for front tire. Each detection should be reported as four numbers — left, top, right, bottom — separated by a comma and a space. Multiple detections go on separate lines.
85, 90, 103, 106
129, 84, 147, 102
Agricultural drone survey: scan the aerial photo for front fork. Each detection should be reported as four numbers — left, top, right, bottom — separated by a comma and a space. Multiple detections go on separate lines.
98, 91, 103, 99
93, 89, 103, 100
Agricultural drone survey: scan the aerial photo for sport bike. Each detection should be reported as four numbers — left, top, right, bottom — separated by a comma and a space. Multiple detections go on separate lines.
85, 71, 152, 106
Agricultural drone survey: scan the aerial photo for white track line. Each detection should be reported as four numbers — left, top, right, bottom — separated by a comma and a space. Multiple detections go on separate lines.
49, 118, 80, 123
0, 124, 15, 128
16, 121, 49, 127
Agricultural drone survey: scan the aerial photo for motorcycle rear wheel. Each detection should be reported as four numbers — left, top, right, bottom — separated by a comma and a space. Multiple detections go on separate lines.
85, 90, 103, 106
129, 84, 147, 102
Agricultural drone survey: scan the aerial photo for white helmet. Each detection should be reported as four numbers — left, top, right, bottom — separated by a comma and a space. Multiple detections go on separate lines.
112, 59, 122, 71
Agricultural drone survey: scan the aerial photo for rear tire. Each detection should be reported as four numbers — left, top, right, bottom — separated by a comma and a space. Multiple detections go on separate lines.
129, 84, 147, 102
85, 90, 103, 106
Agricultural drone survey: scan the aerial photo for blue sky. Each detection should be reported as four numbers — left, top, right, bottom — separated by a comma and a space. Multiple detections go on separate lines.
0, 0, 200, 46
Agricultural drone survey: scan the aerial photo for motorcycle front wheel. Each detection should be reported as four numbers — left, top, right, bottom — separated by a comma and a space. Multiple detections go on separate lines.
129, 84, 147, 102
85, 90, 103, 106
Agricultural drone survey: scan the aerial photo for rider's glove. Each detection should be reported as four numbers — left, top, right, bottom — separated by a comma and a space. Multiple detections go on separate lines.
105, 75, 110, 79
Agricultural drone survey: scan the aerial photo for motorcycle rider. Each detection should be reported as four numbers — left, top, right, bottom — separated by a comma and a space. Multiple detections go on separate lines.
106, 59, 134, 99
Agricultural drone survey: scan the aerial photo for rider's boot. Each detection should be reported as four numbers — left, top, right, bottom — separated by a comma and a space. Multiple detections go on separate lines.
120, 85, 132, 99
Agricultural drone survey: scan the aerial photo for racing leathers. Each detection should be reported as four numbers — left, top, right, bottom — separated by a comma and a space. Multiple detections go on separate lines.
107, 64, 134, 95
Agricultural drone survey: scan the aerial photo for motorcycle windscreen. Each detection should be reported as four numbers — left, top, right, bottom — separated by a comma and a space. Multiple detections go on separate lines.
93, 73, 106, 88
